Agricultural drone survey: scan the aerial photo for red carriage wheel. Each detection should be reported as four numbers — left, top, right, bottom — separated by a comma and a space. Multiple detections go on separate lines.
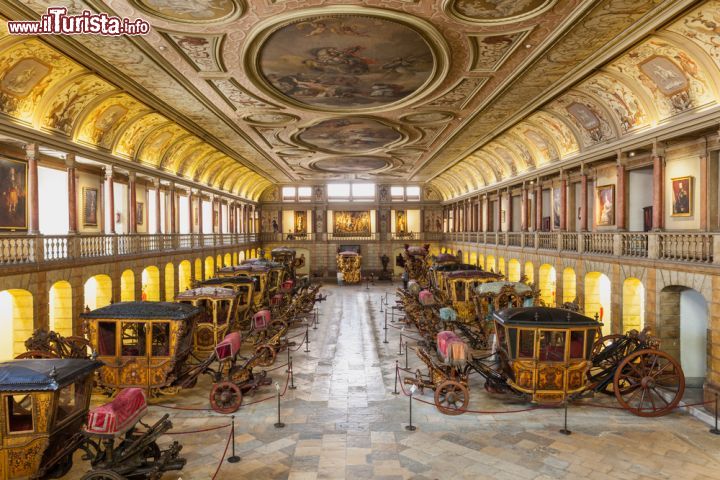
434, 380, 469, 416
255, 345, 277, 367
613, 349, 685, 417
15, 350, 58, 359
209, 381, 243, 414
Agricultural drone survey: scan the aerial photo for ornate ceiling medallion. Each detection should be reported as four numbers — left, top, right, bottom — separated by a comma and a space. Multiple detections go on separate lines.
244, 6, 449, 113
130, 0, 244, 24
243, 112, 299, 125
310, 156, 391, 174
401, 111, 455, 124
294, 117, 405, 154
445, 0, 556, 25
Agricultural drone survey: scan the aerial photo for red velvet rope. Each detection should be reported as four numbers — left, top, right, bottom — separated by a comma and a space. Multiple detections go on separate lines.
171, 423, 231, 434
211, 424, 233, 480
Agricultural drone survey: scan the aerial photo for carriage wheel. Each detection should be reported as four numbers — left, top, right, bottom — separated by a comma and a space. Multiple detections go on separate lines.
80, 470, 126, 480
66, 335, 92, 356
14, 350, 58, 359
142, 441, 161, 463
613, 349, 685, 417
434, 380, 469, 416
255, 345, 277, 367
268, 320, 287, 337
209, 381, 243, 414
592, 334, 624, 357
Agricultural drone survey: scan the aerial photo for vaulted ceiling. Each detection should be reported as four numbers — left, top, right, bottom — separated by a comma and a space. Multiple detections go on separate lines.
0, 0, 716, 201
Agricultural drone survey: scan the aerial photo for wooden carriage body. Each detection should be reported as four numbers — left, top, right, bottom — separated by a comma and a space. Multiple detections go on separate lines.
337, 251, 362, 284
0, 358, 102, 479
220, 262, 287, 307
402, 246, 430, 284
472, 281, 537, 322
175, 287, 240, 361
271, 247, 297, 280
493, 307, 601, 405
429, 261, 481, 294
442, 271, 503, 322
199, 277, 255, 325
81, 302, 201, 396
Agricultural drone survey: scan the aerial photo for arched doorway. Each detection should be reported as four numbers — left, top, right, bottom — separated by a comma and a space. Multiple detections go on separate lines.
584, 272, 611, 334
498, 258, 506, 276
120, 270, 135, 302
658, 286, 708, 388
232, 252, 238, 265
179, 260, 192, 292
508, 259, 520, 282
84, 275, 112, 311
470, 252, 477, 266
239, 251, 246, 261
142, 267, 160, 301
204, 256, 214, 280
562, 268, 576, 304
524, 261, 534, 284
538, 264, 556, 307
224, 253, 231, 267
165, 263, 175, 301
194, 258, 202, 281
250, 249, 256, 259
216, 255, 222, 269
477, 254, 484, 270
486, 255, 496, 273
622, 278, 645, 333
49, 281, 73, 336
0, 289, 33, 360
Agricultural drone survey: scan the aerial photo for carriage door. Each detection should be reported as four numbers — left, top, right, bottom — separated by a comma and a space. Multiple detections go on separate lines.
149, 321, 172, 390
119, 321, 150, 390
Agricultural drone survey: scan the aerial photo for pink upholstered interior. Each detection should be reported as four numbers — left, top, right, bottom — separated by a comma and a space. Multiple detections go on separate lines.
419, 290, 434, 305
85, 387, 147, 436
253, 310, 271, 330
271, 293, 285, 306
436, 331, 467, 365
216, 332, 242, 360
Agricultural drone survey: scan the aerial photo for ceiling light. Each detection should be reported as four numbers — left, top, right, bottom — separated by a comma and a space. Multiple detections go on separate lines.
629, 151, 635, 157
525, 44, 532, 49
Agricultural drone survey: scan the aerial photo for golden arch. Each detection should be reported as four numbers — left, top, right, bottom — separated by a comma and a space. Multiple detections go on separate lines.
508, 259, 520, 282
179, 260, 192, 293
0, 289, 34, 360
121, 269, 135, 302
165, 263, 175, 301
622, 277, 645, 333
194, 258, 203, 281
49, 281, 73, 337
562, 268, 576, 304
205, 256, 215, 280
585, 272, 612, 335
84, 275, 112, 311
524, 261, 534, 284
538, 264, 556, 307
142, 266, 160, 301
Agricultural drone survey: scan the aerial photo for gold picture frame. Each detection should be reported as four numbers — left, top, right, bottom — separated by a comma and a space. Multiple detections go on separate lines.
0, 157, 28, 231
671, 176, 692, 217
595, 184, 615, 226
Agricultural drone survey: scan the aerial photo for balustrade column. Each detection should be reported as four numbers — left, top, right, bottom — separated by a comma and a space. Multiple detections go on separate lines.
580, 172, 588, 231
521, 186, 528, 232
560, 176, 567, 231
105, 166, 115, 234
652, 152, 664, 231
616, 159, 626, 231
128, 172, 137, 234
66, 154, 77, 234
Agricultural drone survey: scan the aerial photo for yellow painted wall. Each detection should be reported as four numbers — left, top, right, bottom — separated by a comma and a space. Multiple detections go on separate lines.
84, 275, 112, 310
165, 263, 175, 301
0, 289, 33, 360
205, 257, 214, 280
121, 269, 135, 302
508, 259, 520, 282
538, 264, 556, 306
562, 268, 577, 304
585, 272, 612, 334
623, 278, 645, 332
179, 260, 192, 292
49, 281, 73, 336
142, 267, 160, 301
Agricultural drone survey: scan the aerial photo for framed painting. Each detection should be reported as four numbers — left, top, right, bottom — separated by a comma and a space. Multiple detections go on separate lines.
333, 211, 371, 235
0, 157, 28, 230
136, 202, 144, 225
395, 210, 407, 233
671, 176, 692, 216
82, 187, 99, 227
595, 184, 615, 226
552, 187, 561, 229
294, 210, 307, 233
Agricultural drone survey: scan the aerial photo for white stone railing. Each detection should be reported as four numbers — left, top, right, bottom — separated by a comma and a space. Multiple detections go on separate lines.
0, 233, 259, 267
658, 233, 713, 263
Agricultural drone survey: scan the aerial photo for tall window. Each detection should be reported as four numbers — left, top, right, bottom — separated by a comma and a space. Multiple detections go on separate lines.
282, 187, 296, 201
406, 186, 421, 201
328, 183, 374, 201
390, 186, 420, 201
351, 183, 375, 200
327, 183, 350, 199
298, 187, 312, 201
179, 195, 189, 234
38, 166, 69, 234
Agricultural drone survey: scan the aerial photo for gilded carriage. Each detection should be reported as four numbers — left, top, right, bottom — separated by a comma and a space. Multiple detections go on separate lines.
0, 358, 102, 479
219, 262, 287, 307
175, 287, 240, 361
270, 247, 302, 280
428, 259, 480, 293
440, 270, 503, 321
81, 302, 201, 397
337, 251, 361, 284
198, 277, 255, 326
402, 244, 430, 284
472, 281, 538, 322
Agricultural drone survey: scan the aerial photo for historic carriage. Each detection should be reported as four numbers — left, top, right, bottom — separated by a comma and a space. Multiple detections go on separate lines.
336, 251, 361, 284
218, 262, 286, 308
406, 307, 686, 417
270, 247, 303, 281
439, 270, 503, 321
402, 244, 430, 284
175, 287, 240, 361
16, 329, 91, 360
81, 302, 201, 397
428, 259, 480, 293
0, 359, 185, 480
198, 277, 256, 326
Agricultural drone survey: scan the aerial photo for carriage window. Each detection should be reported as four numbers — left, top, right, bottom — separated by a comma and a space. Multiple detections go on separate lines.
238, 287, 249, 306
56, 381, 84, 424
98, 322, 116, 356
569, 331, 585, 359
269, 271, 279, 287
196, 299, 213, 324
539, 331, 566, 362
586, 329, 599, 357
495, 324, 506, 347
151, 323, 170, 357
518, 330, 535, 358
6, 394, 33, 433
121, 322, 147, 356
216, 300, 230, 325
454, 282, 466, 301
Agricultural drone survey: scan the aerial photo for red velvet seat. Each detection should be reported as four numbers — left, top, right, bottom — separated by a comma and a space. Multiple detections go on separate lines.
85, 388, 147, 437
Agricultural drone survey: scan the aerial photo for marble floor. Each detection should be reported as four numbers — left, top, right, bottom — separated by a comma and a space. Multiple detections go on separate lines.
67, 282, 720, 479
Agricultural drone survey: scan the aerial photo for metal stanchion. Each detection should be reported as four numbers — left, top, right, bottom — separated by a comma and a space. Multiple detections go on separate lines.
383, 308, 389, 344
289, 357, 296, 390
392, 360, 399, 395
304, 329, 310, 353
313, 308, 318, 330
710, 393, 720, 435
405, 385, 417, 431
227, 415, 240, 463
405, 341, 409, 369
274, 382, 285, 429
286, 344, 291, 372
397, 331, 404, 355
380, 295, 384, 313
559, 401, 571, 435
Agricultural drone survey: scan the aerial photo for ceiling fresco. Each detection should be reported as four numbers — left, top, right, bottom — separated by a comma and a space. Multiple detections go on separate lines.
0, 0, 718, 201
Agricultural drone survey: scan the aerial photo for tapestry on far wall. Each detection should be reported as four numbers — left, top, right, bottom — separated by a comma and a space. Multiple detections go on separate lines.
334, 211, 371, 235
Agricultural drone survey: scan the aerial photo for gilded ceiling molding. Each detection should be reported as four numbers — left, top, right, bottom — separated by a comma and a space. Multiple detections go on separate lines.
135, 123, 186, 167
157, 30, 227, 74
443, 0, 557, 26
467, 28, 534, 73
159, 133, 198, 170
129, 0, 245, 25
176, 145, 216, 177
187, 151, 224, 180
113, 112, 168, 159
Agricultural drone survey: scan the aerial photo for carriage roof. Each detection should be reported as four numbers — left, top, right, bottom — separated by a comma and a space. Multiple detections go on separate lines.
271, 247, 296, 255
338, 251, 360, 257
445, 270, 502, 280
80, 301, 202, 320
434, 253, 458, 263
0, 358, 103, 392
430, 263, 481, 272
201, 277, 255, 286
175, 287, 238, 301
475, 281, 533, 296
404, 246, 428, 256
493, 307, 601, 328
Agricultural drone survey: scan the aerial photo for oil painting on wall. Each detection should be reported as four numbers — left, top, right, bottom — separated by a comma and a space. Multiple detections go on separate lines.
395, 210, 407, 233
294, 210, 307, 233
595, 184, 615, 227
259, 15, 434, 110
671, 176, 692, 216
334, 211, 371, 235
0, 158, 27, 230
82, 187, 99, 227
552, 187, 561, 229
136, 202, 144, 226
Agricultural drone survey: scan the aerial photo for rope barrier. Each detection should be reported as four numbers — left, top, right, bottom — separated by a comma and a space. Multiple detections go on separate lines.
171, 423, 231, 435
266, 361, 289, 372
211, 424, 233, 480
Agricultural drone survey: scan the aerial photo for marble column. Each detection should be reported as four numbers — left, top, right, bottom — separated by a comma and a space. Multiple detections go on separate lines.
188, 190, 194, 233
616, 159, 626, 231
535, 183, 543, 232
580, 173, 588, 232
197, 192, 204, 234
496, 192, 502, 232
560, 176, 567, 231
105, 166, 115, 234
66, 154, 77, 234
521, 185, 528, 232
700, 154, 708, 230
506, 188, 513, 232
128, 172, 137, 234
26, 144, 40, 234
154, 180, 161, 234
652, 153, 664, 231
169, 183, 176, 234
484, 195, 491, 232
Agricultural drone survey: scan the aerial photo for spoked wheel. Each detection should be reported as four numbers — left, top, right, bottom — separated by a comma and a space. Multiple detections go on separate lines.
267, 320, 287, 337
15, 350, 58, 359
613, 349, 685, 417
209, 381, 243, 414
592, 334, 624, 357
255, 345, 276, 367
142, 441, 161, 463
434, 380, 469, 416
80, 470, 126, 480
